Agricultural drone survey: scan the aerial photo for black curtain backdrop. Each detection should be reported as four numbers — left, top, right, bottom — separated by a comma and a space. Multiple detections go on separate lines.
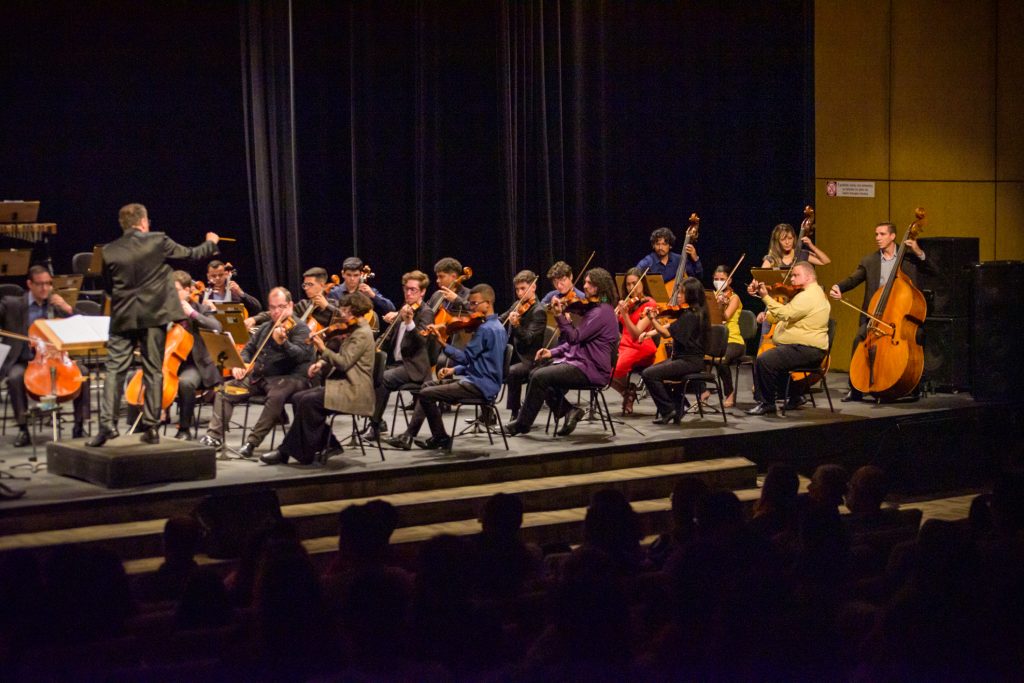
1, 0, 812, 311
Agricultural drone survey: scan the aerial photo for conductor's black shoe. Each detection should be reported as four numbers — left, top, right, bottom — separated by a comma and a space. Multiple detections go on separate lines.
86, 428, 120, 447
238, 442, 257, 459
414, 435, 452, 450
841, 390, 863, 403
557, 407, 586, 436
384, 433, 413, 451
141, 427, 160, 445
13, 429, 31, 448
260, 449, 286, 465
745, 403, 777, 416
72, 422, 86, 439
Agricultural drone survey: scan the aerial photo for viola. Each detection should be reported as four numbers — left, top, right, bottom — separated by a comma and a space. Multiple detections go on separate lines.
849, 208, 928, 400
125, 322, 193, 410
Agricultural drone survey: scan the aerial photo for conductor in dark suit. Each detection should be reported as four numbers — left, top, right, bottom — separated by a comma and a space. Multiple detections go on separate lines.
364, 270, 437, 442
88, 203, 219, 446
830, 221, 938, 402
1, 265, 92, 446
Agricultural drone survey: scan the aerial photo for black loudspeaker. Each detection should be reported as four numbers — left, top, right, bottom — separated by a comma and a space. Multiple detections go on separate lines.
194, 489, 283, 559
917, 237, 979, 318
921, 316, 971, 391
970, 261, 1024, 400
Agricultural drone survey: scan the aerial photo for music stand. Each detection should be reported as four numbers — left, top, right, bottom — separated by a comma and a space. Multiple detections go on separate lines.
86, 245, 104, 276
199, 330, 248, 461
53, 274, 84, 290
0, 201, 40, 223
0, 249, 32, 277
56, 288, 80, 308
213, 303, 251, 346
645, 275, 671, 304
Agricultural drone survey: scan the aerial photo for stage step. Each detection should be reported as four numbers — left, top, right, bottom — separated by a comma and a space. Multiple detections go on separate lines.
0, 456, 757, 565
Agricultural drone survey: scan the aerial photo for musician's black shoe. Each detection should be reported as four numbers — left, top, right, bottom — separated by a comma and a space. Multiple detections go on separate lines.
360, 422, 382, 442
238, 442, 257, 459
557, 407, 586, 436
414, 434, 452, 450
783, 395, 808, 411
841, 389, 864, 403
503, 423, 529, 437
260, 449, 286, 465
314, 445, 344, 466
141, 427, 160, 445
174, 429, 194, 441
86, 428, 120, 447
384, 433, 413, 451
652, 411, 680, 425
13, 429, 31, 448
0, 482, 26, 500
72, 422, 86, 439
745, 403, 777, 416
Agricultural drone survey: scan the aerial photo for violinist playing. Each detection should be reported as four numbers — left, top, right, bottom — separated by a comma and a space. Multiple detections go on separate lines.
363, 270, 436, 442
245, 267, 338, 331
760, 222, 831, 269
746, 261, 829, 416
540, 261, 585, 308
711, 265, 746, 408
829, 221, 937, 402
126, 270, 222, 441
328, 257, 396, 321
503, 270, 546, 422
1, 265, 91, 446
200, 287, 313, 458
504, 268, 619, 438
385, 284, 508, 451
261, 292, 376, 466
611, 267, 659, 415
640, 277, 710, 424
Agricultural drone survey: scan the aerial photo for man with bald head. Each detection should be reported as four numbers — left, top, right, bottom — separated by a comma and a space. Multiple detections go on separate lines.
746, 261, 830, 416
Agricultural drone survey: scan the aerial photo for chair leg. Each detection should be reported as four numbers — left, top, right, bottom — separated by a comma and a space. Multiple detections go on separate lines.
598, 390, 615, 436
481, 406, 495, 446
716, 377, 727, 424
780, 375, 791, 416
448, 403, 460, 452
491, 402, 508, 451
822, 375, 834, 413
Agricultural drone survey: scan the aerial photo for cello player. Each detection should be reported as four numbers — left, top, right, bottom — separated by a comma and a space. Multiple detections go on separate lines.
829, 222, 937, 402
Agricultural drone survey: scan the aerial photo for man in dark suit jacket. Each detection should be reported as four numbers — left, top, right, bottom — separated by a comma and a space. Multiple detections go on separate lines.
1, 265, 91, 446
504, 270, 546, 420
830, 221, 938, 401
87, 203, 219, 446
364, 270, 436, 441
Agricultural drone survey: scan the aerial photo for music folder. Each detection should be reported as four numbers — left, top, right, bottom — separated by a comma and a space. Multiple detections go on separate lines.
199, 330, 247, 371
0, 249, 32, 276
0, 200, 40, 223
212, 302, 251, 345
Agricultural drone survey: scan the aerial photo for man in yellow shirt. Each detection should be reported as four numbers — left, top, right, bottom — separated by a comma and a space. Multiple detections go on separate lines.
746, 261, 830, 416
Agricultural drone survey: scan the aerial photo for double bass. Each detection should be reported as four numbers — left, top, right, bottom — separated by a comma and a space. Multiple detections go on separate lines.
848, 208, 928, 401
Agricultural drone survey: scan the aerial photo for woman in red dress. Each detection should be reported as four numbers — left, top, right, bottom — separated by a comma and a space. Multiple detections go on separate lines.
611, 268, 659, 414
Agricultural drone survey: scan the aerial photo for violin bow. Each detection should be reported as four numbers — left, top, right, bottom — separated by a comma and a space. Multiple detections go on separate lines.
502, 276, 540, 327
720, 254, 746, 293
833, 297, 895, 333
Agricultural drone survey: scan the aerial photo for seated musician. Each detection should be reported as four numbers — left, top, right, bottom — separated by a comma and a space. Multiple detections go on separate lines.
539, 261, 585, 307
384, 284, 507, 451
829, 221, 936, 402
245, 267, 338, 331
430, 257, 472, 369
504, 268, 619, 437
203, 259, 262, 313
611, 267, 659, 415
260, 292, 376, 466
328, 257, 396, 322
362, 270, 435, 442
635, 226, 703, 286
1, 265, 90, 445
504, 270, 546, 422
640, 277, 710, 424
199, 287, 313, 458
712, 265, 746, 408
126, 271, 222, 440
761, 222, 831, 269
746, 261, 830, 416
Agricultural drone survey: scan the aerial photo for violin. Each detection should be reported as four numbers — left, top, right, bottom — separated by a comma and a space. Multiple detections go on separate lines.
426, 312, 487, 345
377, 302, 421, 352
125, 322, 193, 410
515, 295, 536, 316
308, 317, 359, 344
556, 289, 604, 314
431, 266, 473, 327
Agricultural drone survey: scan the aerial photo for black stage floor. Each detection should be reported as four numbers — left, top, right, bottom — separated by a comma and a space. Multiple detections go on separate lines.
1, 370, 1019, 523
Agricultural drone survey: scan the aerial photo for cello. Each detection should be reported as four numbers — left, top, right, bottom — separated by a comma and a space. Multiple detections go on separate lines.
124, 323, 194, 410
0, 322, 87, 403
848, 208, 928, 401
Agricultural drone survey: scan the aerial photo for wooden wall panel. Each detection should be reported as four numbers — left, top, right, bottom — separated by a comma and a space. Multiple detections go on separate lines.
814, 182, 891, 371
890, 0, 996, 181
890, 181, 997, 259
995, 183, 1024, 260
997, 0, 1024, 180
814, 0, 890, 180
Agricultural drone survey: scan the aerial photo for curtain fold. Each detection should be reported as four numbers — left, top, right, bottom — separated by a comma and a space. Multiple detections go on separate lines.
240, 0, 301, 296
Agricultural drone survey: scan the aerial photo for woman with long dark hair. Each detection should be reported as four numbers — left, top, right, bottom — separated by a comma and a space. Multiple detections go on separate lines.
640, 277, 710, 424
611, 268, 659, 414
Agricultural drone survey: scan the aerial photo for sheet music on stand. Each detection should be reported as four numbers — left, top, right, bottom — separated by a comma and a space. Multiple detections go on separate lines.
34, 315, 110, 352
213, 302, 251, 346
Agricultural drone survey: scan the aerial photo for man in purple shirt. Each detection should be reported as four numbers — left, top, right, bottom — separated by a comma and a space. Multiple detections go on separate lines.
504, 268, 619, 437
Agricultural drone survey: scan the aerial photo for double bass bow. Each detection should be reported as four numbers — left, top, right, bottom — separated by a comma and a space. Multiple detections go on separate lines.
847, 208, 928, 401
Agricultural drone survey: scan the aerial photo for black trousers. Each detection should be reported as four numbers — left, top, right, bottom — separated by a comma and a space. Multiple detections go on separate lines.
207, 375, 309, 446
277, 387, 344, 465
405, 379, 484, 438
505, 359, 535, 414
7, 361, 91, 428
753, 344, 826, 404
718, 342, 745, 397
514, 362, 590, 430
100, 326, 166, 431
125, 363, 210, 431
642, 357, 704, 417
372, 364, 419, 425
